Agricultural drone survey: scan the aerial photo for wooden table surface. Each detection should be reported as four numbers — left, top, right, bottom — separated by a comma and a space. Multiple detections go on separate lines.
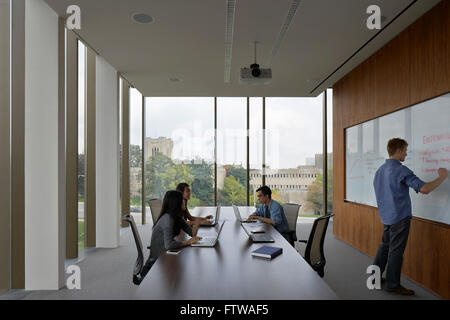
133, 206, 338, 300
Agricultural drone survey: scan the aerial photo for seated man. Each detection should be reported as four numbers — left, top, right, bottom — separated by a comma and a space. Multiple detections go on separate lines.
248, 185, 290, 241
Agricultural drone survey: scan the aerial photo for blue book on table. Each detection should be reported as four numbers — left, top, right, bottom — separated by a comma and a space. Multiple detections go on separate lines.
251, 246, 283, 259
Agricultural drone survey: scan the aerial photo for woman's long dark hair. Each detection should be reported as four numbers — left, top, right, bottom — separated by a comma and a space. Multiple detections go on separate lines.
176, 183, 189, 194
176, 182, 189, 208
154, 190, 184, 227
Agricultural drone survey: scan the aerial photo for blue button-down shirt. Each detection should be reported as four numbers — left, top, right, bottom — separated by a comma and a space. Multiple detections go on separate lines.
373, 159, 425, 225
255, 199, 289, 234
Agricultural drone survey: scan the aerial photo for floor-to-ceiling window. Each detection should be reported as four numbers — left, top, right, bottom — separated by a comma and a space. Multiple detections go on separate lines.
145, 98, 215, 210
326, 88, 333, 214
249, 98, 263, 207
129, 88, 143, 223
265, 96, 324, 217
217, 98, 247, 206
77, 40, 86, 251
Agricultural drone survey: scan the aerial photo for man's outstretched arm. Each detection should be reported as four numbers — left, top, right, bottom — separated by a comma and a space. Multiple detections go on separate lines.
420, 168, 448, 194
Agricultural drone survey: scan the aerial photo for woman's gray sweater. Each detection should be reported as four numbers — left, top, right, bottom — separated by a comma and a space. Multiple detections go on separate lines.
146, 213, 193, 270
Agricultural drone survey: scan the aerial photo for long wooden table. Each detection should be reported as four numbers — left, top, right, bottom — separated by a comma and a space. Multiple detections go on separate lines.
133, 206, 338, 300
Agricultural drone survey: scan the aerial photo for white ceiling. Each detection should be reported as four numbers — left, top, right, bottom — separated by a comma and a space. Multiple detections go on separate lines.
45, 0, 440, 97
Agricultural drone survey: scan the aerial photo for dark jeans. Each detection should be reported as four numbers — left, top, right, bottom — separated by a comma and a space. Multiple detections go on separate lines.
373, 216, 411, 290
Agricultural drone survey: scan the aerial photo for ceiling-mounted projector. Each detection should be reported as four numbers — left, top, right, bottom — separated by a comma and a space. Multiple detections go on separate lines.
240, 64, 272, 85
239, 41, 272, 85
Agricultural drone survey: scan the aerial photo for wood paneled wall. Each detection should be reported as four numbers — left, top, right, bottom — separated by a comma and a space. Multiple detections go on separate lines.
333, 0, 450, 299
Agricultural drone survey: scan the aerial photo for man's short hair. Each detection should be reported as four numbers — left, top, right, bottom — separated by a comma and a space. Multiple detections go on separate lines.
256, 185, 272, 198
387, 138, 408, 156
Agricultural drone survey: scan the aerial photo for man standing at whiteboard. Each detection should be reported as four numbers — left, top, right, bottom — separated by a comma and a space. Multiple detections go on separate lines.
373, 138, 447, 295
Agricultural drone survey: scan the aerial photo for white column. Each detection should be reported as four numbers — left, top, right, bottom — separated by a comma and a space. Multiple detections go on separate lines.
24, 0, 64, 290
95, 56, 120, 247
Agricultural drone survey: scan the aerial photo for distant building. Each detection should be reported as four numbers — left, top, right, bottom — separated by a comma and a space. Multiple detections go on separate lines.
249, 165, 322, 214
145, 137, 173, 160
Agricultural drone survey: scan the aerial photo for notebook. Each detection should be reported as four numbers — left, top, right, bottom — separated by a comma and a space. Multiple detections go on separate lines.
251, 246, 283, 259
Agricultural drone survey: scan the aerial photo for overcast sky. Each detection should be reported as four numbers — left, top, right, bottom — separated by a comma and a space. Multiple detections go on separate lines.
135, 92, 332, 169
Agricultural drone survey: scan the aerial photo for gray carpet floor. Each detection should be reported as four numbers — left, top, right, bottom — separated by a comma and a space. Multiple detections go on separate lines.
0, 221, 442, 300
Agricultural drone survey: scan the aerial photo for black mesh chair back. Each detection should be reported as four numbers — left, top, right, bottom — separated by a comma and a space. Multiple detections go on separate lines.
122, 214, 144, 285
147, 198, 162, 224
301, 214, 334, 277
282, 203, 301, 247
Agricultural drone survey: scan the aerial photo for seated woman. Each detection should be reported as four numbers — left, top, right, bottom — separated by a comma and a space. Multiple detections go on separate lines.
176, 183, 213, 226
140, 190, 201, 279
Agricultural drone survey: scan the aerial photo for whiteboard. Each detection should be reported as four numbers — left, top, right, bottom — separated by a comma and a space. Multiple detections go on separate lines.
345, 92, 450, 225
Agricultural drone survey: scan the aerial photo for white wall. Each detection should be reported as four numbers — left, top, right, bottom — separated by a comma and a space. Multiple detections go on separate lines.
24, 0, 64, 290
95, 56, 120, 247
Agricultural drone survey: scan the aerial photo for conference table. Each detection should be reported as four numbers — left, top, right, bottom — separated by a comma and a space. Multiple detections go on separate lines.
133, 206, 338, 300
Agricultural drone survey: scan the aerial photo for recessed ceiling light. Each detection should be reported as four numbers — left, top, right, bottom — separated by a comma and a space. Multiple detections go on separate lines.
132, 13, 154, 24
169, 78, 182, 83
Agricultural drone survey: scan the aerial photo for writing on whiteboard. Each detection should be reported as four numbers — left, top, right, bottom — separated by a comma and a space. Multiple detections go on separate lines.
422, 132, 450, 145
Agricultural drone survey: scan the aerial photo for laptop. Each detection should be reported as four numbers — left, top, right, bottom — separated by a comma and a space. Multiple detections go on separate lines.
204, 206, 221, 226
240, 222, 274, 243
191, 221, 225, 247
232, 205, 258, 223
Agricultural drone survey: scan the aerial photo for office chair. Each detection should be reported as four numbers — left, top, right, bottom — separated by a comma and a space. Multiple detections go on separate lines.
297, 214, 334, 278
122, 214, 145, 285
282, 203, 301, 247
147, 198, 162, 224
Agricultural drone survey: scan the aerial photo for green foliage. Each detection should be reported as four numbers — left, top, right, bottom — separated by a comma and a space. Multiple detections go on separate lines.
306, 168, 333, 214
187, 159, 214, 205
161, 163, 194, 190
78, 154, 85, 175
145, 152, 195, 200
78, 154, 85, 198
130, 144, 142, 168
218, 176, 246, 206
78, 220, 84, 252
187, 196, 201, 210
224, 165, 247, 187
77, 175, 85, 199
145, 152, 174, 199
130, 197, 142, 206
